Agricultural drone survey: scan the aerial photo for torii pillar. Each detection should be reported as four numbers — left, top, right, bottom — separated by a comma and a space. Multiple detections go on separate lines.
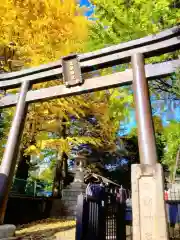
131, 53, 169, 240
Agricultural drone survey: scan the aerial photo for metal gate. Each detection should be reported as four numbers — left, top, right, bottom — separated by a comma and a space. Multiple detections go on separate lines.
76, 193, 130, 240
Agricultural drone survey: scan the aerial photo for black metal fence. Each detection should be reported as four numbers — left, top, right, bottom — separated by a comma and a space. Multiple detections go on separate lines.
166, 189, 180, 239
4, 195, 53, 225
76, 189, 180, 240
167, 200, 180, 239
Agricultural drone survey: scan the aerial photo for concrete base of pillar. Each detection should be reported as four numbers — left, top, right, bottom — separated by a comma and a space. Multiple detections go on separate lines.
0, 224, 16, 239
131, 164, 169, 240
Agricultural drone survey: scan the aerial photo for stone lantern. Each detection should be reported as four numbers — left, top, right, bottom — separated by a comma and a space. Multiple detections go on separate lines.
71, 154, 87, 187
54, 154, 87, 218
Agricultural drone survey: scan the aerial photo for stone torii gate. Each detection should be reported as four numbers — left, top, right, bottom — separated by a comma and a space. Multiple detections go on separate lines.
0, 26, 180, 239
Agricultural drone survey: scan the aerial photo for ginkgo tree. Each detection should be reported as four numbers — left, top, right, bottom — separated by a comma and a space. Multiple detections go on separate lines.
0, 0, 90, 193
0, 0, 88, 66
28, 89, 132, 193
0, 0, 133, 195
35, 90, 133, 193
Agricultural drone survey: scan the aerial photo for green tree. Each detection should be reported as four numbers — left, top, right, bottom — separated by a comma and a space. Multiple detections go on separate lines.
162, 121, 180, 180
87, 0, 180, 98
88, 0, 179, 49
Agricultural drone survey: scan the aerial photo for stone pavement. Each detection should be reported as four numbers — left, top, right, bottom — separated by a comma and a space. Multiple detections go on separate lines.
55, 227, 75, 240
15, 219, 76, 240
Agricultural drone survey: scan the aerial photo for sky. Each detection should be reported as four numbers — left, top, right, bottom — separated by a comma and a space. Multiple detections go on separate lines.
120, 98, 180, 135
79, 0, 94, 17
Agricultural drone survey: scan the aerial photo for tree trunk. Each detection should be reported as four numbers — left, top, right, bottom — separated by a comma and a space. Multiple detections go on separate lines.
52, 153, 63, 197
62, 152, 69, 187
61, 118, 69, 187
172, 147, 180, 183
52, 117, 69, 196
13, 119, 35, 194
13, 148, 31, 194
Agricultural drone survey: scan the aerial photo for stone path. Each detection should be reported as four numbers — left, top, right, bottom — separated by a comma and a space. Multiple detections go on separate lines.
55, 228, 75, 240
15, 219, 75, 240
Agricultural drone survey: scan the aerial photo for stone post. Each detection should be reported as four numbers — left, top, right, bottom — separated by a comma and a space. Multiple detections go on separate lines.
131, 164, 169, 239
